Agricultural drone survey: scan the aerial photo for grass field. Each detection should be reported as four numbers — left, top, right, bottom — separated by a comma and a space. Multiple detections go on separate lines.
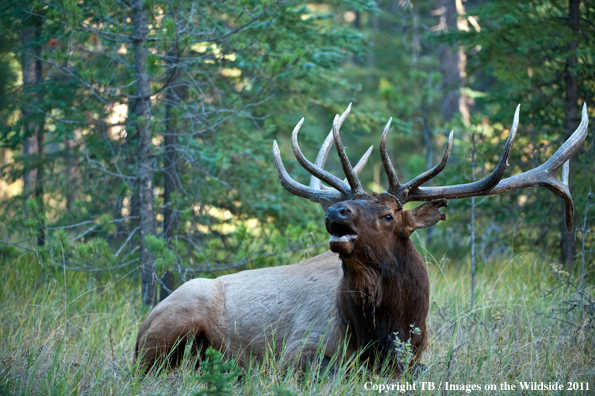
0, 244, 593, 395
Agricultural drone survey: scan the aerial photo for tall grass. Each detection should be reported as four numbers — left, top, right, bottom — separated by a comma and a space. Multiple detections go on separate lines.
0, 247, 593, 395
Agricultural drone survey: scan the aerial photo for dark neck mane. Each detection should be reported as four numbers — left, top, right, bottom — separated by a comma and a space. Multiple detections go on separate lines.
336, 239, 430, 366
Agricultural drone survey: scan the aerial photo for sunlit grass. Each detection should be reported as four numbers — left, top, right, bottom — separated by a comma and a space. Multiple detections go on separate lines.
0, 247, 593, 395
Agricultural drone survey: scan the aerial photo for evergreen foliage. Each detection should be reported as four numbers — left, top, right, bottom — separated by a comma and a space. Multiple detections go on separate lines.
193, 347, 239, 396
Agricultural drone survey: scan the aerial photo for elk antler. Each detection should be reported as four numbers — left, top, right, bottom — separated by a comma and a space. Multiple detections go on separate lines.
272, 103, 372, 204
273, 103, 589, 231
385, 104, 589, 231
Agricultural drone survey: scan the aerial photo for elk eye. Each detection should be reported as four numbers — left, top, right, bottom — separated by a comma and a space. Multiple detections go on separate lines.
383, 214, 393, 221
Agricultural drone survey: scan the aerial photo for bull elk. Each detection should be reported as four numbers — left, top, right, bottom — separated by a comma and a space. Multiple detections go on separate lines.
135, 103, 589, 373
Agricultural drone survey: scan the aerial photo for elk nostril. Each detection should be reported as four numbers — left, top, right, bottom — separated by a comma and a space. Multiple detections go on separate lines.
339, 209, 351, 217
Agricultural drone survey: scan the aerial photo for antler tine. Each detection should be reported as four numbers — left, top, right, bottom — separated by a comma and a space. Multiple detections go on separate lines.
309, 130, 335, 190
380, 117, 402, 195
272, 141, 343, 202
290, 118, 351, 195
478, 103, 521, 189
332, 103, 365, 195
317, 144, 374, 191
561, 160, 573, 230
539, 103, 588, 230
562, 160, 570, 186
403, 130, 454, 192
352, 145, 374, 177
544, 103, 589, 172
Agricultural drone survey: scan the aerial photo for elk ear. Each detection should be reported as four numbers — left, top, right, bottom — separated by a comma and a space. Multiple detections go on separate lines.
319, 198, 336, 212
401, 199, 448, 237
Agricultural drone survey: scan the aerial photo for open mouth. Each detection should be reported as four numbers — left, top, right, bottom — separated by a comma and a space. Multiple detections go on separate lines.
327, 222, 357, 245
329, 234, 357, 243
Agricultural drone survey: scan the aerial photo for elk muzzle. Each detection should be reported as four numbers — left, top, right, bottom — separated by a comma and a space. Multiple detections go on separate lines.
325, 203, 358, 255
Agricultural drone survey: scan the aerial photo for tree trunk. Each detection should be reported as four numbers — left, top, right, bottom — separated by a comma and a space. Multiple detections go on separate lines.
434, 0, 472, 124
161, 44, 180, 302
35, 18, 45, 246
21, 13, 45, 246
132, 0, 157, 306
420, 110, 435, 246
21, 15, 37, 193
560, 0, 579, 266
127, 98, 140, 222
34, 17, 45, 246
64, 132, 80, 212
0, 149, 9, 200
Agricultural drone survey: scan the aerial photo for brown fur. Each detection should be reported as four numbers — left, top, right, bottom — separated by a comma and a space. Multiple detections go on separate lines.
329, 194, 439, 369
134, 194, 446, 373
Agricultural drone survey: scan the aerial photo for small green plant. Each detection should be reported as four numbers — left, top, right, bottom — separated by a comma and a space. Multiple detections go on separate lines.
393, 324, 422, 374
272, 387, 296, 396
194, 347, 239, 396
544, 264, 595, 340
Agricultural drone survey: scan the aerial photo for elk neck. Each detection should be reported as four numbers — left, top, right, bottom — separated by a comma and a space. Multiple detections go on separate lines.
335, 237, 430, 361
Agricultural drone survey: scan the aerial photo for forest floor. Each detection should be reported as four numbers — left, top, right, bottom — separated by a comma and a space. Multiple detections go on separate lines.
0, 246, 593, 395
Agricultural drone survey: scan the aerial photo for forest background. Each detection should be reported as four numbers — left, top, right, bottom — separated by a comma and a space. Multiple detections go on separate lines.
0, 0, 594, 394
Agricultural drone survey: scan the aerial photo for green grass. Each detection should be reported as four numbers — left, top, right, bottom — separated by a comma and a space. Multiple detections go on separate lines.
0, 247, 593, 395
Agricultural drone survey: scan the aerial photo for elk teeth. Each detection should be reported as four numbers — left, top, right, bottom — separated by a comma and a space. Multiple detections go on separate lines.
329, 234, 357, 243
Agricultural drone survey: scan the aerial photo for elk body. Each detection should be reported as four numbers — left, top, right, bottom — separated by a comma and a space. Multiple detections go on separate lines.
135, 104, 589, 372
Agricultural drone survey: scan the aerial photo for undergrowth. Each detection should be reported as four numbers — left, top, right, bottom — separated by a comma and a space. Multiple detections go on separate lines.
0, 246, 593, 395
